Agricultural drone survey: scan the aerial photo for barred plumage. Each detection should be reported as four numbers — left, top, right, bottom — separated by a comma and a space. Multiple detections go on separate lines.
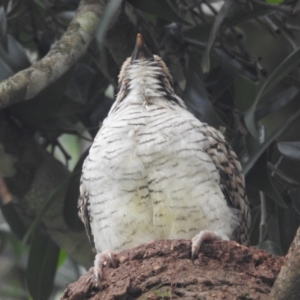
79, 34, 250, 280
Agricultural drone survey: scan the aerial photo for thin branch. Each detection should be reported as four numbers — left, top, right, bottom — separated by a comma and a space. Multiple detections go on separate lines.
0, 174, 12, 204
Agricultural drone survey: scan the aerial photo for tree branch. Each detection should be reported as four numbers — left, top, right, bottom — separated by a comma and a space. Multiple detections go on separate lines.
62, 240, 285, 299
0, 0, 107, 110
268, 227, 300, 300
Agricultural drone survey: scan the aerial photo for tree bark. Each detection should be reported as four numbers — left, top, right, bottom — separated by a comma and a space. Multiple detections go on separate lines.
61, 240, 285, 300
268, 227, 300, 300
0, 0, 107, 109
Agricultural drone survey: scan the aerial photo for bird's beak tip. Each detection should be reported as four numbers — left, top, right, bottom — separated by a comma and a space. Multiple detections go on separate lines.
136, 33, 144, 48
131, 33, 153, 62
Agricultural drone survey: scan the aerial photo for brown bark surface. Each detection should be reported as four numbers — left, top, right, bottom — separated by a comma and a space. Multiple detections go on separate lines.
268, 227, 300, 300
61, 240, 284, 300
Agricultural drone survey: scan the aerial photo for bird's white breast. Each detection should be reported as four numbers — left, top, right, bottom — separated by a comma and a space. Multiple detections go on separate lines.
82, 96, 237, 253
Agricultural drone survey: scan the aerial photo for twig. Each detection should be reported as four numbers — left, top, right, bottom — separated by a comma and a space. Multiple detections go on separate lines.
0, 174, 12, 204
258, 126, 267, 243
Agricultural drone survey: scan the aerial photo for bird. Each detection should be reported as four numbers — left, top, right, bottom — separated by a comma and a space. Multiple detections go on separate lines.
78, 33, 250, 282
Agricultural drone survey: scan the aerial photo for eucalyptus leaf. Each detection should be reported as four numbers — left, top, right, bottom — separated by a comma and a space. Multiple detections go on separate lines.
96, 0, 123, 45
225, 3, 274, 27
0, 33, 31, 81
255, 86, 299, 121
65, 63, 95, 103
63, 150, 89, 230
201, 0, 236, 73
53, 97, 94, 117
184, 70, 223, 129
0, 34, 30, 75
0, 6, 7, 51
249, 206, 261, 245
0, 202, 26, 240
245, 47, 300, 138
212, 63, 235, 100
266, 0, 284, 3
186, 41, 259, 82
277, 203, 297, 254
183, 24, 213, 44
0, 230, 24, 257
243, 108, 300, 175
289, 187, 300, 221
127, 0, 190, 25
278, 141, 300, 161
27, 231, 59, 300
246, 151, 286, 208
38, 116, 83, 135
0, 143, 17, 177
22, 177, 70, 246
57, 249, 68, 268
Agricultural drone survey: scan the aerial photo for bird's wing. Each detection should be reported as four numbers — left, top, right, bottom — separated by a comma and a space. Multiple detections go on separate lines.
78, 178, 96, 254
202, 124, 250, 245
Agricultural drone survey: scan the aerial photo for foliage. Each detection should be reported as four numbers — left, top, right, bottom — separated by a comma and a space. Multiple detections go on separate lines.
1, 0, 300, 299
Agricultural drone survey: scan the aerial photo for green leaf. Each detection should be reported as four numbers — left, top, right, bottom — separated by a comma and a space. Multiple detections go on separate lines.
255, 86, 300, 121
246, 151, 286, 208
0, 230, 24, 257
53, 97, 94, 117
278, 141, 300, 161
289, 187, 300, 220
0, 288, 29, 298
201, 0, 236, 73
63, 150, 89, 230
0, 6, 8, 51
0, 202, 27, 240
96, 0, 123, 45
244, 47, 300, 138
266, 0, 284, 3
186, 42, 259, 82
65, 63, 95, 103
57, 249, 68, 268
183, 70, 224, 129
0, 143, 17, 177
87, 70, 109, 101
22, 177, 70, 246
243, 108, 300, 175
249, 206, 261, 245
0, 34, 31, 81
211, 63, 235, 100
0, 34, 30, 74
127, 0, 190, 25
277, 203, 297, 254
38, 116, 83, 134
183, 24, 213, 44
27, 231, 59, 300
234, 77, 258, 113
225, 3, 275, 27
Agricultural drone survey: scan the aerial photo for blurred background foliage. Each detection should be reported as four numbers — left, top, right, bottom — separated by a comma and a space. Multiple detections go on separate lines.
0, 0, 300, 299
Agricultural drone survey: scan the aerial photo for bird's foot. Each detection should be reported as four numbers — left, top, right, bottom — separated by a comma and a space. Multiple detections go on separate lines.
93, 250, 117, 283
191, 230, 229, 261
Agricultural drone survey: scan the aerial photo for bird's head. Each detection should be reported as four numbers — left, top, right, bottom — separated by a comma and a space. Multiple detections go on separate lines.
115, 34, 181, 107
